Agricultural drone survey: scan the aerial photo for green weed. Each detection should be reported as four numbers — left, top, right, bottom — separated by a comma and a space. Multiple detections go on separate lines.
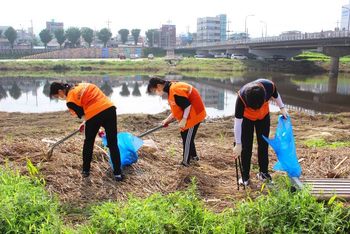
304, 138, 350, 148
0, 166, 61, 233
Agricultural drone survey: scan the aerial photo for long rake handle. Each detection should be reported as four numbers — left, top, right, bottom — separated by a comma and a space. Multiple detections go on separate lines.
46, 129, 80, 159
137, 125, 165, 138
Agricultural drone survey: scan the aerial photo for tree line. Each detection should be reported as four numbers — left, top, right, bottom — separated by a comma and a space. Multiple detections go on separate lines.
0, 27, 150, 49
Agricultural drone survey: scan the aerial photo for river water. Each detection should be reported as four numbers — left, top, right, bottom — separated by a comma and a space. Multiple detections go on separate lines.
0, 72, 349, 118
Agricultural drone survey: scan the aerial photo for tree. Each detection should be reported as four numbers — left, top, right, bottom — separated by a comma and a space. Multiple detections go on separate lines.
65, 27, 81, 47
54, 29, 66, 48
39, 29, 53, 48
118, 29, 129, 44
131, 29, 141, 45
97, 28, 112, 48
81, 27, 94, 47
4, 27, 17, 49
0, 30, 2, 38
145, 29, 159, 47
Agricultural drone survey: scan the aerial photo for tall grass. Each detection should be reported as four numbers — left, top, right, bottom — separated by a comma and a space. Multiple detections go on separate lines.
74, 177, 349, 234
0, 164, 62, 233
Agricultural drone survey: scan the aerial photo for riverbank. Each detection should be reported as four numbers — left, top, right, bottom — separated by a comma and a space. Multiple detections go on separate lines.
0, 110, 349, 212
0, 58, 338, 76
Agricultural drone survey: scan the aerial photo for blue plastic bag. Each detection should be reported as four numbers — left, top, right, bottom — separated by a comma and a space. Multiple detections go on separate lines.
101, 132, 144, 168
263, 115, 302, 177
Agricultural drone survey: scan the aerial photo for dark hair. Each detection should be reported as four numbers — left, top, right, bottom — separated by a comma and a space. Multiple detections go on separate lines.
49, 82, 72, 98
147, 77, 166, 94
245, 84, 266, 109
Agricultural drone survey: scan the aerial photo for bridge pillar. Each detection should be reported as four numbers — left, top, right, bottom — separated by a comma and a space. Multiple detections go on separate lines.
329, 56, 339, 78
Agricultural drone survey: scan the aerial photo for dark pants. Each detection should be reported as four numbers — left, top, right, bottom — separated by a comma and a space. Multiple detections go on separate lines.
180, 123, 200, 164
83, 106, 121, 175
241, 114, 270, 181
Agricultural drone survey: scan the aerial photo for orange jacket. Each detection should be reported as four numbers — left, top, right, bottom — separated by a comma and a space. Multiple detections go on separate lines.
66, 83, 114, 120
168, 82, 206, 130
238, 80, 275, 121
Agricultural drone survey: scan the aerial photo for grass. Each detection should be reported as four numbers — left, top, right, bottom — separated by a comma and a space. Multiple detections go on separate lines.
304, 138, 350, 148
0, 164, 62, 233
1, 165, 349, 233
69, 177, 350, 234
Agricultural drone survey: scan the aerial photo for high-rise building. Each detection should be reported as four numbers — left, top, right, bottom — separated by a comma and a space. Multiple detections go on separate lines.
196, 14, 227, 43
160, 24, 176, 48
341, 1, 350, 31
46, 20, 64, 33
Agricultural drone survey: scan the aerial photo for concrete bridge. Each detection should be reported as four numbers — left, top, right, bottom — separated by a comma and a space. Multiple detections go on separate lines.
173, 30, 350, 77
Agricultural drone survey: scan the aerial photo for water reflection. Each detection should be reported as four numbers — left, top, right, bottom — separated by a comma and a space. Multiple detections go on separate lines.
120, 83, 130, 96
0, 73, 349, 116
9, 82, 21, 100
100, 81, 113, 97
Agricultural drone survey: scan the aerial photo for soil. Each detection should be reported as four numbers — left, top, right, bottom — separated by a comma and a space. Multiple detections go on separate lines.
0, 111, 349, 213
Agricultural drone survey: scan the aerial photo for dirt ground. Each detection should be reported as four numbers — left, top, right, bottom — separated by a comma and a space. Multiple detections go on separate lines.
0, 110, 349, 213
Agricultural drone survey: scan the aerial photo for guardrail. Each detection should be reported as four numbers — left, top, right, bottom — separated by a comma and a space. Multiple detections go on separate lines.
177, 30, 350, 49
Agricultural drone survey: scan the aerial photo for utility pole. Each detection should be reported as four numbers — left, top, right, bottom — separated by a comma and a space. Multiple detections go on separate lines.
106, 19, 112, 31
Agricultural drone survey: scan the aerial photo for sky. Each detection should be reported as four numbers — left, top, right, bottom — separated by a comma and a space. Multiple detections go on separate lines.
1, 0, 349, 38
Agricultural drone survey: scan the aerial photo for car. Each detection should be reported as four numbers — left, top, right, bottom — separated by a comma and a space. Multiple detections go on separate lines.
194, 54, 206, 58
214, 53, 227, 58
147, 54, 154, 59
231, 54, 248, 60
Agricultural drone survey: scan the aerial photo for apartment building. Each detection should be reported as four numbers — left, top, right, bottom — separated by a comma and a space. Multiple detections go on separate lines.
196, 14, 227, 43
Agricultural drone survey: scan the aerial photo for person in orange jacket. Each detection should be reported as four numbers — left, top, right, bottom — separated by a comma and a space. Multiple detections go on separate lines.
147, 77, 207, 166
233, 78, 288, 186
50, 82, 123, 181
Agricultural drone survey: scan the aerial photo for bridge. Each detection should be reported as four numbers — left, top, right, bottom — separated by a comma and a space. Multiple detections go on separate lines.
172, 30, 350, 77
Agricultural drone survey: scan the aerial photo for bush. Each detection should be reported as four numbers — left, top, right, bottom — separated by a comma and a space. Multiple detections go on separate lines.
0, 166, 61, 233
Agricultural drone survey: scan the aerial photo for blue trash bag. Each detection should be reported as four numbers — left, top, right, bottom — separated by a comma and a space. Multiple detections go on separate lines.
101, 132, 144, 168
263, 115, 302, 178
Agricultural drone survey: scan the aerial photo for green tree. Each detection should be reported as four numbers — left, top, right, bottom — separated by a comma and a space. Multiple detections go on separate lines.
118, 29, 129, 44
81, 27, 94, 47
65, 27, 81, 47
54, 29, 66, 48
0, 30, 2, 38
131, 29, 141, 45
97, 28, 112, 48
4, 27, 17, 49
39, 29, 53, 48
145, 29, 159, 47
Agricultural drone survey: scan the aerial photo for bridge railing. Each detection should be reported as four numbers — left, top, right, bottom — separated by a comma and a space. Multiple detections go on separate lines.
177, 30, 350, 49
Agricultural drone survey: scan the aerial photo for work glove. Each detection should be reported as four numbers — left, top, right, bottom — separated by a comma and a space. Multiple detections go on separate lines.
280, 107, 289, 119
178, 119, 187, 129
233, 144, 242, 159
79, 121, 85, 133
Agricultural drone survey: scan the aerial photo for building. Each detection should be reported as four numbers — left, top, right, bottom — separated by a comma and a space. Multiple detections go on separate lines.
46, 20, 64, 33
160, 24, 176, 48
341, 2, 350, 31
196, 14, 227, 43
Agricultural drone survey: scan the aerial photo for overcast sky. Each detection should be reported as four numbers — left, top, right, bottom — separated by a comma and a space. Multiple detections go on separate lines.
1, 0, 349, 38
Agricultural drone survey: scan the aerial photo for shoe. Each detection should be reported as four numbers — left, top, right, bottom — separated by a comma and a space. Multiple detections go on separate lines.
81, 170, 90, 178
114, 174, 124, 182
181, 161, 190, 167
238, 178, 250, 186
257, 172, 272, 182
192, 156, 200, 161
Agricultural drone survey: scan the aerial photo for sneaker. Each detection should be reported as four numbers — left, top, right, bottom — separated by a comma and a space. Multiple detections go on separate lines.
192, 156, 200, 161
257, 172, 272, 182
181, 161, 190, 167
81, 170, 90, 178
238, 178, 250, 186
114, 174, 124, 182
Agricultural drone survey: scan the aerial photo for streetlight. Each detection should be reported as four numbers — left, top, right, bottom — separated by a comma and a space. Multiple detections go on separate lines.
244, 14, 255, 36
260, 20, 267, 37
342, 6, 350, 31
